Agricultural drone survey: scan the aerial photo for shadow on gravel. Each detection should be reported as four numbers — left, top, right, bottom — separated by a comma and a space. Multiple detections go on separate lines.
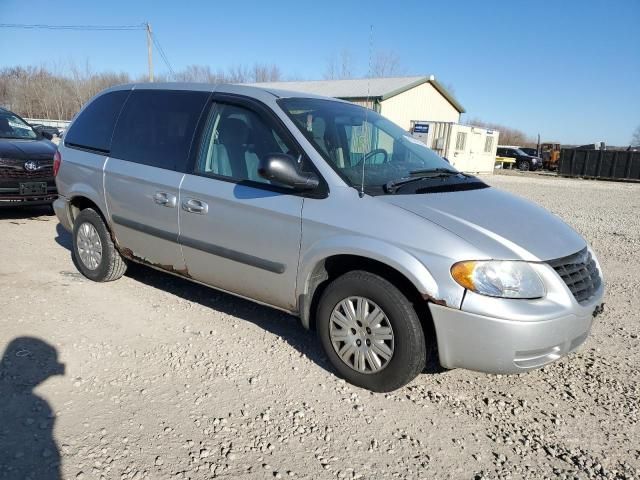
0, 205, 55, 220
52, 226, 440, 378
125, 263, 333, 374
0, 337, 65, 480
54, 223, 72, 251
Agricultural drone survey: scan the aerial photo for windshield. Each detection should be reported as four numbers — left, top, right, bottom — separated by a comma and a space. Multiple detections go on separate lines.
0, 111, 37, 139
278, 98, 455, 193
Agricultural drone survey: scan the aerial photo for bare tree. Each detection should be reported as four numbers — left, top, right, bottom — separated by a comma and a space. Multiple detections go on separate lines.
251, 63, 282, 83
225, 64, 250, 83
631, 125, 640, 146
0, 61, 130, 120
466, 117, 533, 146
324, 49, 355, 80
370, 50, 403, 77
0, 59, 288, 120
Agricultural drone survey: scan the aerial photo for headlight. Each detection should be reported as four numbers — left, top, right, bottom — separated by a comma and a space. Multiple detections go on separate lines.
451, 261, 545, 299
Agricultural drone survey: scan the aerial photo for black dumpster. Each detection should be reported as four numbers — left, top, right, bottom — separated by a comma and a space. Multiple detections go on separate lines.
558, 148, 640, 181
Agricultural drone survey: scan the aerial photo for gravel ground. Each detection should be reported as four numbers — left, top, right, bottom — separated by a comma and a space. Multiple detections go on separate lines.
0, 174, 638, 480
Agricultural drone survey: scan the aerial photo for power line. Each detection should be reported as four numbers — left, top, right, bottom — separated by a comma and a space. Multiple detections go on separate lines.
2, 22, 177, 80
150, 31, 175, 78
0, 23, 145, 31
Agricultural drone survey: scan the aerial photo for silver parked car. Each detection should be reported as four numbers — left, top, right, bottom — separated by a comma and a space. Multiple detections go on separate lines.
53, 83, 604, 392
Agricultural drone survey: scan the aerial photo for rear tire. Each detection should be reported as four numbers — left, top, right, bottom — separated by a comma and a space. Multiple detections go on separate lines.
72, 208, 127, 282
317, 271, 427, 392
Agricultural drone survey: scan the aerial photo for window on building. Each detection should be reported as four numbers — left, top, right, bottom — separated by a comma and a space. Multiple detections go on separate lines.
455, 132, 467, 151
484, 136, 494, 153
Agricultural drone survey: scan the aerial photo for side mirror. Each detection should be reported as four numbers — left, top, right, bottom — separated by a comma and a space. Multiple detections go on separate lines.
258, 153, 320, 191
41, 131, 53, 140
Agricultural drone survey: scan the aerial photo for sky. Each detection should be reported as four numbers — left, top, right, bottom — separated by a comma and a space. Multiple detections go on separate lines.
1, 0, 639, 146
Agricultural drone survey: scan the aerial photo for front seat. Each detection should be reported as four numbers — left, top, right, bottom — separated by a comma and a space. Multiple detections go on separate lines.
218, 118, 250, 179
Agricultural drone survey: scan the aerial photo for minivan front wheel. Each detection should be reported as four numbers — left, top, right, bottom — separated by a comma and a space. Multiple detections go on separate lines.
72, 208, 127, 282
317, 271, 427, 392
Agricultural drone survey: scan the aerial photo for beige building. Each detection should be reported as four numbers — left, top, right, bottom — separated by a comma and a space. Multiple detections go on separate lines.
254, 75, 464, 130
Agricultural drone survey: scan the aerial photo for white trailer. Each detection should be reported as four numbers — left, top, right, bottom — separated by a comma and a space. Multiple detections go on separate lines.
410, 121, 499, 174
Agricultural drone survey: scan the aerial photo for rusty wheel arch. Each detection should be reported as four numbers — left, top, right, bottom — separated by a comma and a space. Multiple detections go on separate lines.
300, 254, 437, 341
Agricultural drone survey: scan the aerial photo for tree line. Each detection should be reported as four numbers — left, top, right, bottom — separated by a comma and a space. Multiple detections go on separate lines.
0, 48, 410, 120
464, 118, 536, 146
0, 54, 578, 146
0, 61, 286, 121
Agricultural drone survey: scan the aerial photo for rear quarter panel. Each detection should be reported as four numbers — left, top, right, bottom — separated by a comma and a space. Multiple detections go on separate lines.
55, 145, 108, 216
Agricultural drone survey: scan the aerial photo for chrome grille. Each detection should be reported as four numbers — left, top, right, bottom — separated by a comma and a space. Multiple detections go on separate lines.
547, 248, 601, 304
0, 158, 53, 180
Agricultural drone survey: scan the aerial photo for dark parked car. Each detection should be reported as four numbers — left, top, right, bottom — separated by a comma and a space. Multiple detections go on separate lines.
519, 147, 538, 157
496, 147, 543, 171
0, 107, 58, 206
30, 124, 61, 138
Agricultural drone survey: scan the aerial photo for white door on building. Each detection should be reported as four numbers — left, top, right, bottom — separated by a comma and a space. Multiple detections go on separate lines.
468, 131, 484, 172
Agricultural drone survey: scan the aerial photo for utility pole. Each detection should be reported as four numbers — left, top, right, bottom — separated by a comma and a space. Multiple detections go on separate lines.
146, 22, 153, 82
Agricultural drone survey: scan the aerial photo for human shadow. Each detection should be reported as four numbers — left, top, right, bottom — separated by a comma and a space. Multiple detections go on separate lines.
0, 337, 65, 479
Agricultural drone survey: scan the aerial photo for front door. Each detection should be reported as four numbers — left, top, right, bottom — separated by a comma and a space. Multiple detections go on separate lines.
179, 97, 304, 310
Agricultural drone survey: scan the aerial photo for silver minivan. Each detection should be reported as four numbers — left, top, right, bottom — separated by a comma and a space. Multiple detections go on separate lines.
54, 83, 604, 392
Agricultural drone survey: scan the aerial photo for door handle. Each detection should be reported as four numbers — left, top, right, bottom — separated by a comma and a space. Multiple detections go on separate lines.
182, 198, 208, 214
153, 192, 177, 208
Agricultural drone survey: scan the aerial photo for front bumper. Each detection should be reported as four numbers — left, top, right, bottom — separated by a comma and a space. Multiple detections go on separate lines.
0, 192, 58, 206
429, 253, 604, 374
0, 180, 57, 206
430, 303, 601, 373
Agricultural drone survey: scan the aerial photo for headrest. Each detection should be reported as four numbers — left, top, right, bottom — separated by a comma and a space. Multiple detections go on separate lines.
219, 117, 249, 145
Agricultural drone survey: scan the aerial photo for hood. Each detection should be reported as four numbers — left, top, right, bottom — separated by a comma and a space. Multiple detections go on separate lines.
379, 186, 585, 261
0, 138, 57, 160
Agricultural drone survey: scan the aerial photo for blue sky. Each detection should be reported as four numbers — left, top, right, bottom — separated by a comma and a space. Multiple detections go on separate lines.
1, 0, 639, 145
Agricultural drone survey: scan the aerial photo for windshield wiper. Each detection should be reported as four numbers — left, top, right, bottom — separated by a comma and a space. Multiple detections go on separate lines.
384, 168, 460, 194
408, 168, 459, 176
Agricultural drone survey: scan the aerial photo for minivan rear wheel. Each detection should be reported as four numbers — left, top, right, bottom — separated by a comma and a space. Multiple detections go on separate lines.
317, 271, 427, 392
72, 208, 127, 282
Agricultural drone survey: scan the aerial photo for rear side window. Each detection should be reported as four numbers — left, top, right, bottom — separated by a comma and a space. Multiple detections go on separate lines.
110, 90, 209, 171
65, 90, 130, 153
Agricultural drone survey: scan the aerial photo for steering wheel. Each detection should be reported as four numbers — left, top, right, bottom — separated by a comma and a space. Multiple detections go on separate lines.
356, 148, 388, 167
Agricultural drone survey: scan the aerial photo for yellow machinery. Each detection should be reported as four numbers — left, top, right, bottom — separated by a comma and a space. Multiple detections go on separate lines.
541, 143, 561, 170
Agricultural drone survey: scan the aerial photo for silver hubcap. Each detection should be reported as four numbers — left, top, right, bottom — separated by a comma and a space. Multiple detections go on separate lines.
77, 222, 102, 270
329, 296, 395, 374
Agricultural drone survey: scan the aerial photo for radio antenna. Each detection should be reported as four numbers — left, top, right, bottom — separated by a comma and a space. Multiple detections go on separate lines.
359, 24, 374, 198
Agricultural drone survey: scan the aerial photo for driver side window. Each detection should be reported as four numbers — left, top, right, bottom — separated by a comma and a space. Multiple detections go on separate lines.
196, 102, 293, 185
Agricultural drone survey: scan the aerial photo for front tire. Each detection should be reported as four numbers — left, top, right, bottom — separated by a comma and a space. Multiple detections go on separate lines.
518, 160, 531, 171
72, 208, 127, 282
317, 271, 427, 392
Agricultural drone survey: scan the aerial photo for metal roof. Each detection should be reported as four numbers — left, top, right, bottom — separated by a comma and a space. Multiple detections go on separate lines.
251, 76, 465, 113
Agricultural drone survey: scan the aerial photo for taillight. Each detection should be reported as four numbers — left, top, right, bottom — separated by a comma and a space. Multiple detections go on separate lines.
53, 150, 61, 176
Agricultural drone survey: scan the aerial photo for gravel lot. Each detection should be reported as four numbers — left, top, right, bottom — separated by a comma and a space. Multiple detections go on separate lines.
1, 174, 638, 480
